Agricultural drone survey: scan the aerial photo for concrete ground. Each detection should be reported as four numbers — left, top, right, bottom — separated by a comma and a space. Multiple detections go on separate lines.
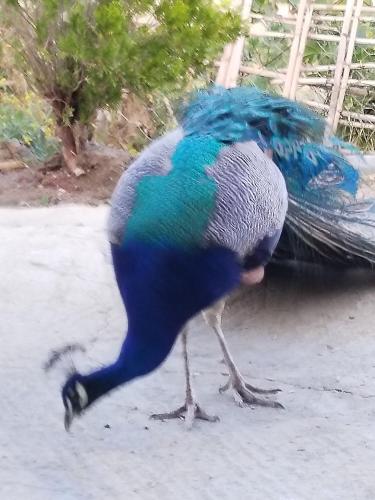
2, 205, 375, 500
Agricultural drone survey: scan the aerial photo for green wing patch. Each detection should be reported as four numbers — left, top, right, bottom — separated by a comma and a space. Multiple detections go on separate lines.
124, 135, 223, 247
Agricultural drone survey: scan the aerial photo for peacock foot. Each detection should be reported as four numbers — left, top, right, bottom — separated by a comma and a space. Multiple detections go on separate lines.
150, 402, 219, 429
220, 376, 284, 409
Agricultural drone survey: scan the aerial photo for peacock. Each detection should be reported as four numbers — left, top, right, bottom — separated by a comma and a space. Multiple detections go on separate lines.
61, 86, 375, 430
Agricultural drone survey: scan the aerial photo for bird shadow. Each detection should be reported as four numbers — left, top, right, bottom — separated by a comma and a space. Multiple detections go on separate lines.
228, 260, 375, 319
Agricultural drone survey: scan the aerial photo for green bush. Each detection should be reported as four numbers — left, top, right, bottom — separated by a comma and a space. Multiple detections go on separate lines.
0, 101, 58, 160
1, 1, 242, 173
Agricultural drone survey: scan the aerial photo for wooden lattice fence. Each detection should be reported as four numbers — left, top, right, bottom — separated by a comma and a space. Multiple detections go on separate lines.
216, 0, 375, 152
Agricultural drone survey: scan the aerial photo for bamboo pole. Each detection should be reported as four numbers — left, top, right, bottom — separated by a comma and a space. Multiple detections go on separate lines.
249, 29, 293, 39
333, 0, 364, 132
215, 43, 234, 86
290, 2, 314, 99
273, 76, 375, 86
223, 42, 244, 88
353, 16, 375, 22
341, 111, 375, 123
301, 100, 330, 111
301, 62, 375, 72
249, 13, 297, 25
313, 14, 375, 22
302, 100, 375, 123
312, 4, 375, 13
347, 87, 372, 97
216, 0, 253, 88
339, 120, 375, 130
224, 0, 253, 88
248, 31, 375, 45
283, 0, 308, 98
275, 62, 375, 73
222, 62, 375, 75
312, 14, 346, 22
239, 65, 285, 78
310, 23, 343, 33
310, 33, 375, 44
309, 34, 375, 44
355, 38, 375, 46
249, 13, 375, 23
326, 0, 355, 133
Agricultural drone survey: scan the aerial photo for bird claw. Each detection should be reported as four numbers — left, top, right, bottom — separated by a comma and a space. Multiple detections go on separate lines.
150, 403, 219, 429
220, 377, 284, 409
219, 376, 281, 395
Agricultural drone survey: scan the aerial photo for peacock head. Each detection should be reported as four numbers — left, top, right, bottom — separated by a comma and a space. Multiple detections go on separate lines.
62, 372, 90, 431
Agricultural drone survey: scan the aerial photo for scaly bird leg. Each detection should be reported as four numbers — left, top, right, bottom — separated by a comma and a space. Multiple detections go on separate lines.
203, 299, 284, 409
150, 327, 219, 428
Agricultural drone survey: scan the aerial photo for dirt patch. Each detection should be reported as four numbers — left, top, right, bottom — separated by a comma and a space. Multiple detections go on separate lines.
0, 141, 132, 207
2, 139, 373, 208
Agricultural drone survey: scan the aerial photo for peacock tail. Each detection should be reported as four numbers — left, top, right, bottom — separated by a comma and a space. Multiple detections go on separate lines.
181, 85, 325, 144
181, 86, 375, 267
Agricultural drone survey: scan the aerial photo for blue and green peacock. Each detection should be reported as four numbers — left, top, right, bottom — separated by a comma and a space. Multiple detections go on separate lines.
62, 86, 375, 429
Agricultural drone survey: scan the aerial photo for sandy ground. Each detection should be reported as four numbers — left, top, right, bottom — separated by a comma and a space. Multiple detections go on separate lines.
2, 205, 375, 500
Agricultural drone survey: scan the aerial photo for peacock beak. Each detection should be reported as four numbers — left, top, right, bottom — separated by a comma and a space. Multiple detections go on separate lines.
63, 397, 75, 432
62, 380, 88, 431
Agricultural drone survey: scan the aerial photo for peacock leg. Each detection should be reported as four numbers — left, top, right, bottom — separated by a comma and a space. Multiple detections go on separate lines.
203, 300, 284, 409
150, 327, 219, 428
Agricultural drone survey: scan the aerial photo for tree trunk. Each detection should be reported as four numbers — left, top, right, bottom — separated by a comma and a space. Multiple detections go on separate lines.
50, 97, 92, 176
73, 122, 93, 153
56, 123, 85, 177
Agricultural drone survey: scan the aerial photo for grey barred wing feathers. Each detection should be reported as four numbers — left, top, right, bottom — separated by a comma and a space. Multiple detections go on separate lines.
205, 140, 287, 258
108, 130, 287, 262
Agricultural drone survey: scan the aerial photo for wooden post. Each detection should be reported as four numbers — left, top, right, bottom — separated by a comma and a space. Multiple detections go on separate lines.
215, 44, 234, 86
333, 0, 364, 132
289, 1, 313, 100
283, 0, 308, 98
215, 0, 253, 88
326, 0, 356, 135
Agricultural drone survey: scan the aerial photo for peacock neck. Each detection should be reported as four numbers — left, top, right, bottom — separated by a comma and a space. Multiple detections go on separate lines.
82, 317, 181, 407
81, 241, 241, 408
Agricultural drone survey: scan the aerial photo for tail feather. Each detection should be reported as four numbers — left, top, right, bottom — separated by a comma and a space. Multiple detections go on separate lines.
281, 196, 375, 267
181, 86, 325, 144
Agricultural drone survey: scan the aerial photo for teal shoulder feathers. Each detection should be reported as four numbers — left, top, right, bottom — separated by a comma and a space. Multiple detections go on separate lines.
124, 135, 223, 248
